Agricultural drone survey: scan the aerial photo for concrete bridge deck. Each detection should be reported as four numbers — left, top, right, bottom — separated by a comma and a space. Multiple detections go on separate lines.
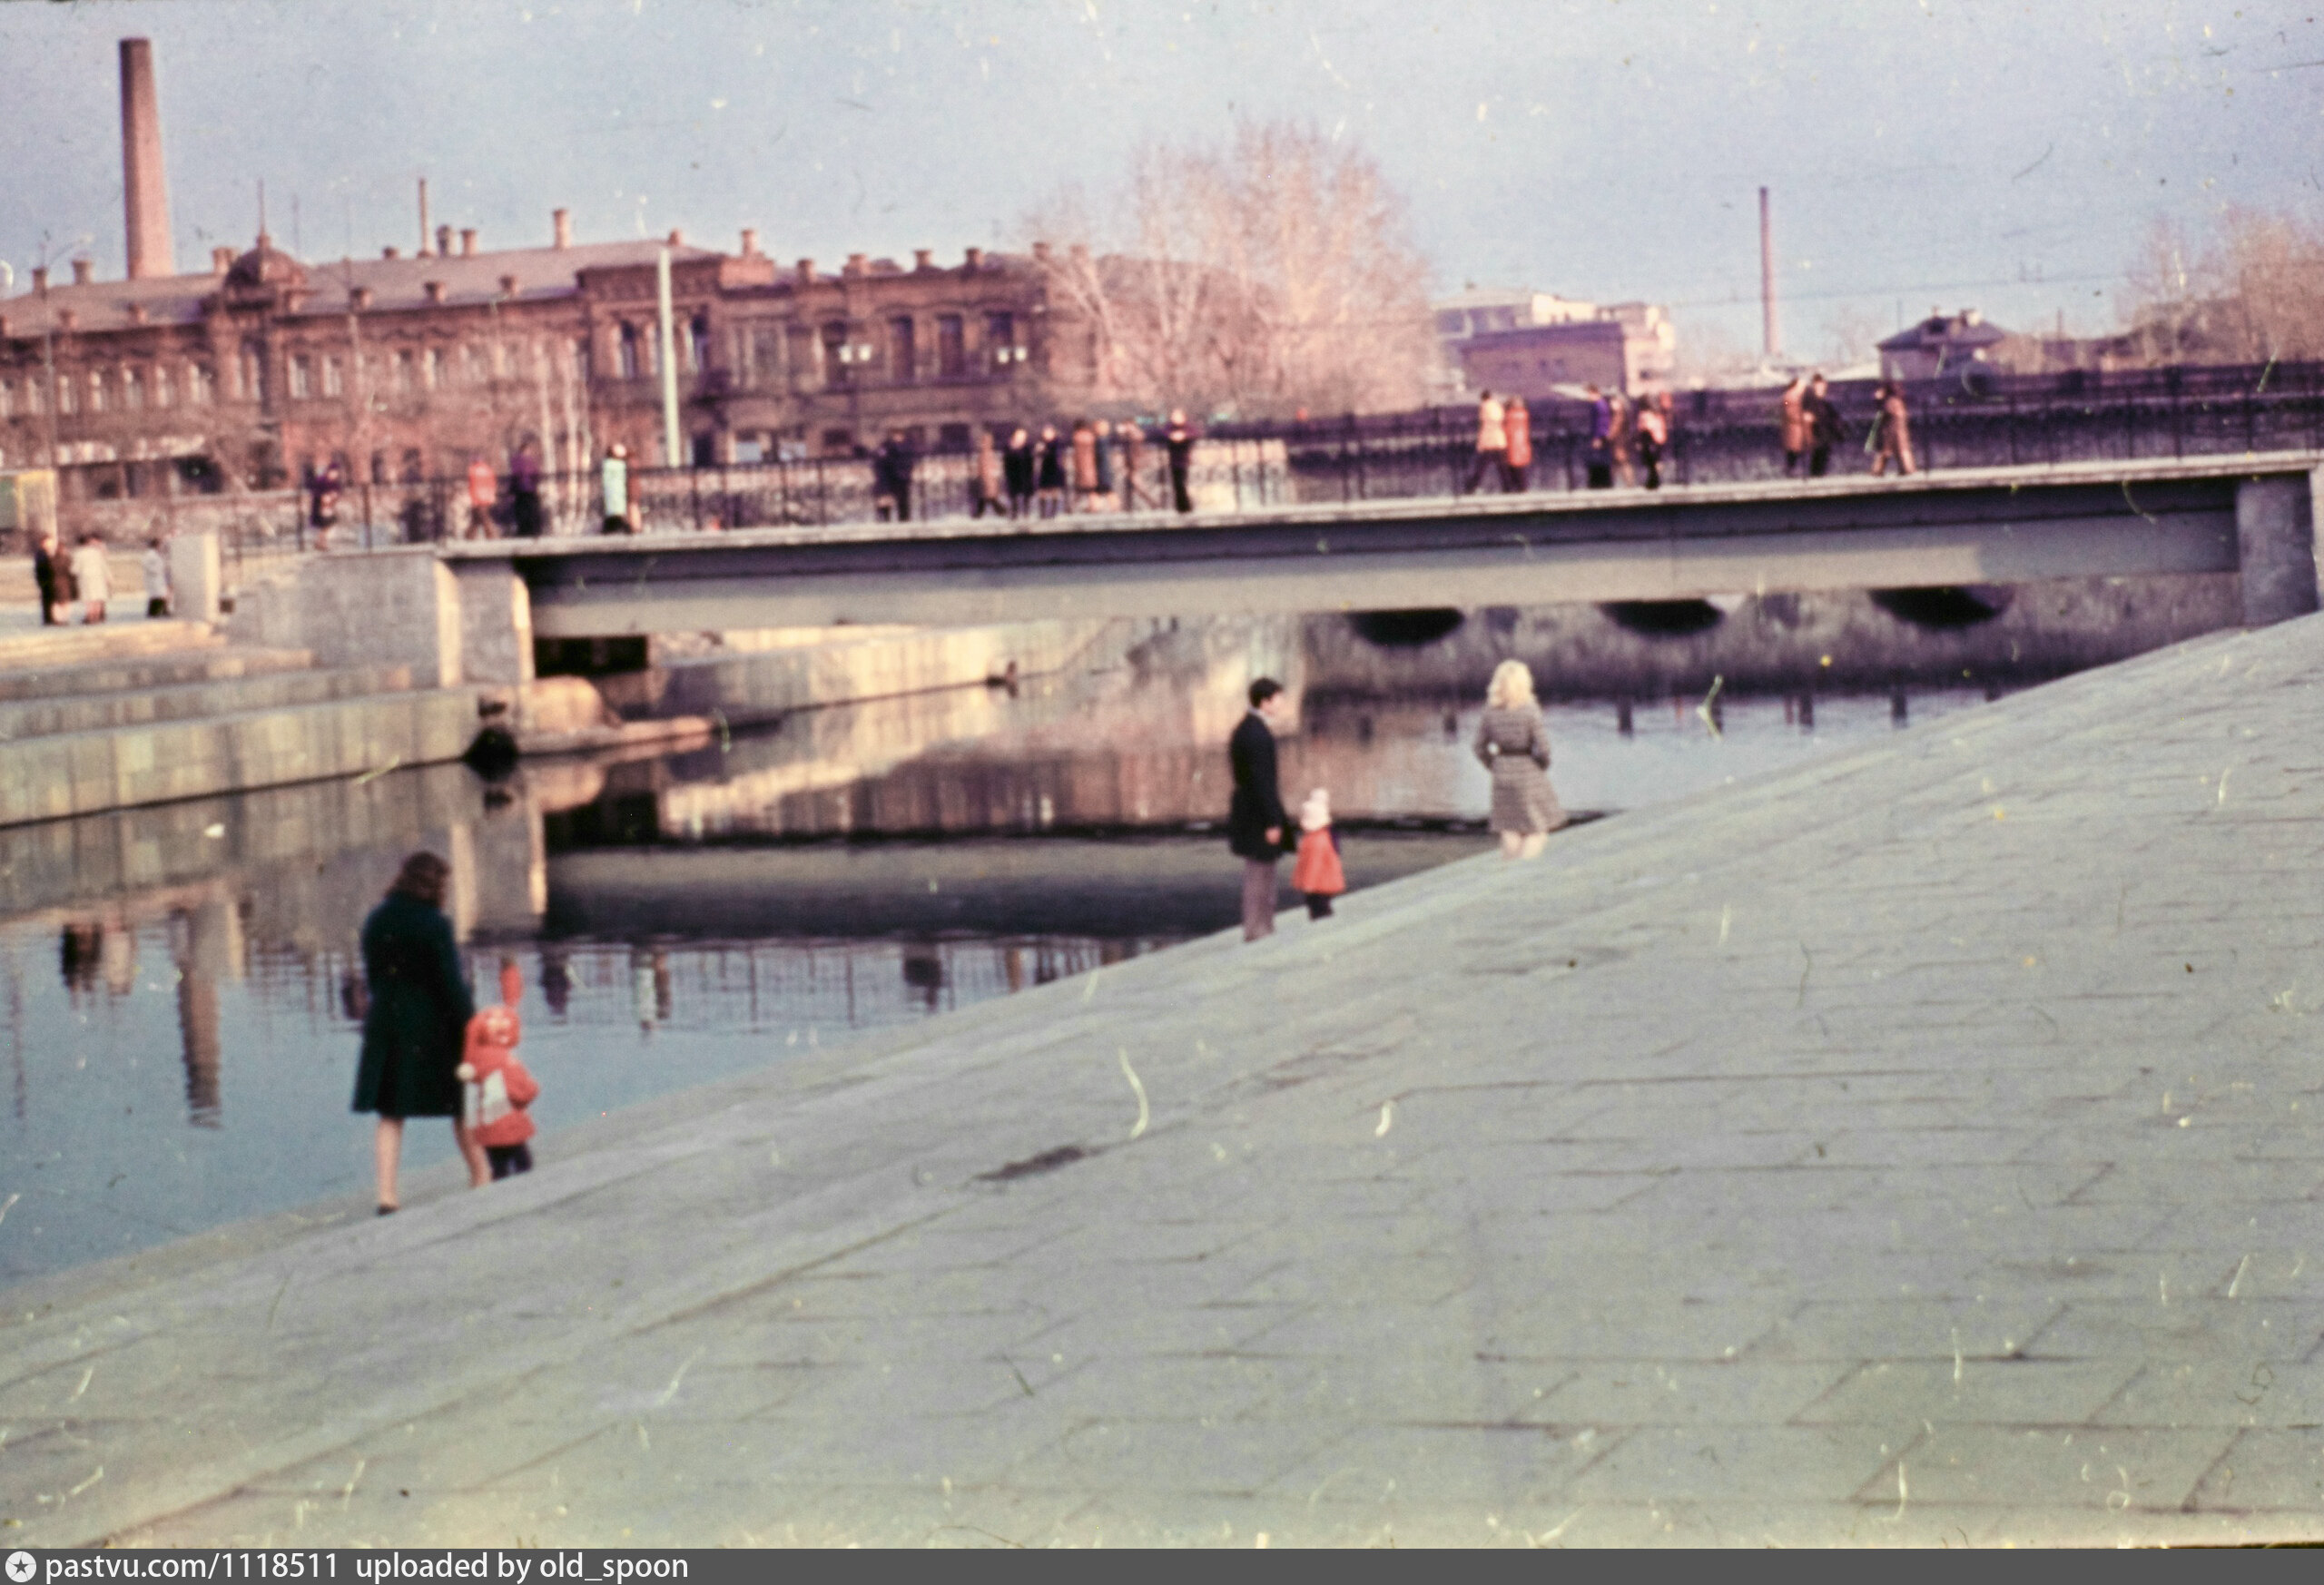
10, 607, 2324, 1546
438, 452, 2324, 636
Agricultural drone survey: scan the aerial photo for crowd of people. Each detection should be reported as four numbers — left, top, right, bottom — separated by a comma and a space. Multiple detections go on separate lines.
31, 529, 169, 625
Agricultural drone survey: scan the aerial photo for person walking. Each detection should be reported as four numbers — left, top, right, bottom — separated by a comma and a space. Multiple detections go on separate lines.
1584, 386, 1615, 489
70, 535, 112, 624
1608, 390, 1638, 487
1464, 389, 1507, 494
1870, 381, 1918, 477
32, 530, 61, 626
1804, 374, 1846, 477
1003, 426, 1038, 519
310, 458, 343, 547
600, 443, 631, 534
872, 428, 917, 522
1037, 424, 1068, 518
1069, 418, 1099, 513
1475, 659, 1564, 861
1118, 418, 1147, 510
970, 428, 1005, 518
1090, 418, 1117, 509
1777, 375, 1810, 475
1291, 788, 1347, 920
509, 440, 544, 538
1164, 408, 1198, 514
1636, 390, 1669, 491
353, 852, 488, 1214
464, 454, 498, 539
141, 537, 170, 617
1501, 396, 1533, 493
1227, 677, 1295, 941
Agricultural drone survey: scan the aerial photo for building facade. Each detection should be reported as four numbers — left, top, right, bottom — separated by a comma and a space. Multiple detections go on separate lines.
0, 216, 1096, 510
1433, 287, 1676, 399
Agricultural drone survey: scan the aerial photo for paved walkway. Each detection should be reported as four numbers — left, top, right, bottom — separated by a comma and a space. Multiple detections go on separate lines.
10, 613, 2324, 1546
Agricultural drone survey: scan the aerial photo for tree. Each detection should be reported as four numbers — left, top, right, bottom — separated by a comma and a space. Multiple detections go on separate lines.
2117, 207, 2324, 365
1024, 119, 1436, 418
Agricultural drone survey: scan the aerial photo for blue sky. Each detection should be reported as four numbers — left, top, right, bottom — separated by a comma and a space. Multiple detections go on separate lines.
4, 0, 2319, 363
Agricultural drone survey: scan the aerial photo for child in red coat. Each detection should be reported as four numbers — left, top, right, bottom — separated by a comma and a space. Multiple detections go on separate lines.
457, 958, 539, 1180
1292, 788, 1346, 920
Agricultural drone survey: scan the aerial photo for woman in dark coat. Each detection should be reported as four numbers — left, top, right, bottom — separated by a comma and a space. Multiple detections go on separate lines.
1474, 659, 1565, 861
354, 852, 485, 1212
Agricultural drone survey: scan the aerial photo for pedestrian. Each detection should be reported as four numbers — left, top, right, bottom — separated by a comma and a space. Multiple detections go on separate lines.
32, 530, 61, 626
1584, 385, 1615, 489
1003, 427, 1038, 519
1118, 418, 1147, 510
1870, 381, 1918, 477
1226, 677, 1295, 941
70, 534, 111, 624
310, 458, 342, 547
1068, 418, 1100, 514
1502, 396, 1533, 493
1464, 389, 1507, 494
1091, 418, 1117, 509
1636, 392, 1669, 491
1037, 424, 1067, 518
142, 536, 170, 617
1777, 374, 1810, 476
1164, 408, 1198, 514
509, 440, 544, 539
1291, 788, 1347, 920
465, 454, 498, 539
970, 429, 1005, 518
1803, 373, 1845, 478
457, 958, 540, 1182
1608, 390, 1637, 487
873, 428, 917, 522
600, 443, 631, 534
1475, 659, 1564, 861
353, 852, 488, 1214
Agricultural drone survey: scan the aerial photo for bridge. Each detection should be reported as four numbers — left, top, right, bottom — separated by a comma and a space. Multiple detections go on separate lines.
239, 453, 2322, 690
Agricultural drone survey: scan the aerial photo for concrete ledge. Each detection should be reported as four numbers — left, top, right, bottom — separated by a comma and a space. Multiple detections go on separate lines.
0, 645, 312, 704
0, 664, 412, 742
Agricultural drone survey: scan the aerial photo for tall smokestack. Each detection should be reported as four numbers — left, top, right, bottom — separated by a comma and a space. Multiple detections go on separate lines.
1758, 185, 1779, 360
419, 177, 430, 256
119, 39, 174, 279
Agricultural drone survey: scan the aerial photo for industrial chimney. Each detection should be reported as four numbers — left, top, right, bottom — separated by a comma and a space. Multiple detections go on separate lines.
120, 39, 175, 279
1758, 186, 1780, 361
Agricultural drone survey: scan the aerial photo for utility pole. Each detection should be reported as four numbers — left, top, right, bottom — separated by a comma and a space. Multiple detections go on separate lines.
656, 247, 682, 469
1758, 186, 1780, 362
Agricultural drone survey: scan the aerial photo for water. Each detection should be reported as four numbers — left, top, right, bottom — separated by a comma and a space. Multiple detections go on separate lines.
0, 670, 1992, 1290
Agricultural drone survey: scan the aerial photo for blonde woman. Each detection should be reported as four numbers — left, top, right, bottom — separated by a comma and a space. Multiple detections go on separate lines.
1475, 659, 1564, 860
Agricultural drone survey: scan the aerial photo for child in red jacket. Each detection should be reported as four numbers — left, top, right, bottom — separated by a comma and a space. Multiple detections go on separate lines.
457, 958, 539, 1180
1292, 788, 1346, 920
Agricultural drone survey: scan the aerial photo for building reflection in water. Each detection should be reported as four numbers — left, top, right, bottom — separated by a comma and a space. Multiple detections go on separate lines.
170, 898, 242, 1128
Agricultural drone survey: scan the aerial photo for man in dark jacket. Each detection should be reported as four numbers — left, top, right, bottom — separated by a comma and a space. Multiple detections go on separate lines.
1804, 373, 1846, 477
1164, 409, 1199, 514
32, 531, 61, 625
872, 429, 917, 522
1228, 676, 1295, 941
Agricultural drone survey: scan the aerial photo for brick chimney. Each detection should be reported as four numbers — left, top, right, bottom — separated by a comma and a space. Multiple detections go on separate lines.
459, 228, 477, 257
739, 228, 759, 257
795, 259, 815, 285
843, 252, 867, 277
913, 249, 933, 271
119, 39, 175, 280
211, 245, 232, 273
351, 286, 373, 310
500, 274, 518, 297
667, 228, 684, 247
128, 302, 148, 324
435, 224, 453, 259
58, 309, 76, 331
1031, 241, 1053, 265
381, 246, 400, 260
73, 259, 94, 285
963, 247, 982, 271
30, 267, 46, 293
424, 280, 446, 303
553, 209, 572, 249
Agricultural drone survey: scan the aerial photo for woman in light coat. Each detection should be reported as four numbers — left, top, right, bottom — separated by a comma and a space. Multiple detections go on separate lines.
70, 535, 113, 624
1474, 659, 1564, 860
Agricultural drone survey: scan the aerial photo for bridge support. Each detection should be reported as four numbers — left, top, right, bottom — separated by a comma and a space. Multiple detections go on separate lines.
2237, 475, 2320, 627
448, 561, 535, 689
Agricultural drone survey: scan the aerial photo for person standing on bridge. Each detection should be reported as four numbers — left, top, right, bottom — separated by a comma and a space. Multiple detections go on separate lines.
1228, 678, 1295, 940
971, 428, 1005, 518
1118, 418, 1147, 510
1778, 374, 1810, 476
1475, 659, 1563, 861
1585, 386, 1615, 489
1164, 409, 1199, 514
354, 852, 489, 1215
70, 534, 112, 624
1502, 396, 1533, 492
32, 530, 62, 626
600, 443, 632, 534
465, 454, 499, 539
1870, 382, 1918, 477
1038, 424, 1068, 518
1803, 374, 1846, 478
509, 439, 544, 539
1003, 427, 1038, 518
1636, 391, 1669, 491
1464, 389, 1507, 494
1069, 418, 1100, 513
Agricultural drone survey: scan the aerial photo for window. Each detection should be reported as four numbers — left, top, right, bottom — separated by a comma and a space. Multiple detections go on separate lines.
153, 366, 172, 408
395, 350, 416, 394
822, 321, 849, 387
24, 379, 40, 417
56, 375, 74, 416
0, 380, 10, 419
190, 365, 214, 405
574, 337, 592, 380
937, 314, 965, 378
122, 368, 143, 410
820, 428, 854, 454
733, 434, 765, 464
370, 450, 389, 485
617, 323, 642, 380
423, 348, 442, 389
889, 316, 916, 384
689, 315, 711, 375
288, 356, 311, 399
322, 355, 343, 398
88, 371, 107, 413
239, 341, 264, 403
985, 311, 1017, 371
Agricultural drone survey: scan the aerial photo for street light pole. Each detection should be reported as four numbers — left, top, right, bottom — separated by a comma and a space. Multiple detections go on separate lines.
656, 247, 682, 470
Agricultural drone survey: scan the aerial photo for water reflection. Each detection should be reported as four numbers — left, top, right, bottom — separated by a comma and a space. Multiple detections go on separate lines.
0, 649, 1998, 1289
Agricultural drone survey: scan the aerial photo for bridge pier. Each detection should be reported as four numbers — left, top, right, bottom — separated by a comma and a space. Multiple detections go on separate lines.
2236, 474, 2321, 627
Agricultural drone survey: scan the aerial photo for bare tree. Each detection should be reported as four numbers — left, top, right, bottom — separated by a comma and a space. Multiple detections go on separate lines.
1025, 119, 1436, 418
2117, 207, 2324, 365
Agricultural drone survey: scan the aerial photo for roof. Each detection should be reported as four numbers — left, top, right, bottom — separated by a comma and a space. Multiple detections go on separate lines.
0, 237, 724, 337
1878, 312, 2009, 354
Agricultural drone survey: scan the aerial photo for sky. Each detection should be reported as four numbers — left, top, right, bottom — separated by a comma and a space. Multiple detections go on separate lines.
3, 0, 2320, 367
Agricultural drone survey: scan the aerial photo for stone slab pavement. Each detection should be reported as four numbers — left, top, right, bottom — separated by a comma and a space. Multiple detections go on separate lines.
11, 612, 2324, 1546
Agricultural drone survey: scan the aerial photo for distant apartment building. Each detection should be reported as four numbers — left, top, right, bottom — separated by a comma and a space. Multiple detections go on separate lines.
1433, 287, 1677, 398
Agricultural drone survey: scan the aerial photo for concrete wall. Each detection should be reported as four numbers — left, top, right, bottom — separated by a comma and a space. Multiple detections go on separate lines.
231, 548, 464, 687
